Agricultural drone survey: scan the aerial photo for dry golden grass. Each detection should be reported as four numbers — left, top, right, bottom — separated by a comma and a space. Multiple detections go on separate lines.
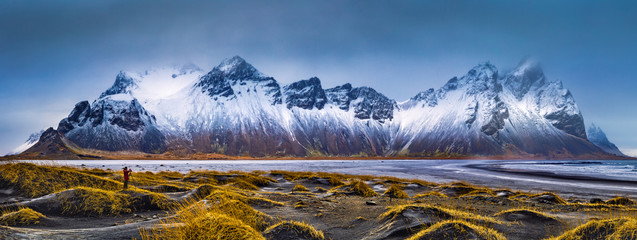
458, 189, 495, 198
204, 188, 284, 208
57, 187, 131, 216
550, 218, 637, 240
0, 208, 45, 226
330, 180, 377, 197
406, 220, 506, 240
141, 201, 264, 240
122, 170, 194, 190
213, 199, 272, 231
528, 192, 567, 204
494, 208, 560, 223
267, 170, 433, 187
54, 187, 173, 217
263, 220, 325, 240
0, 163, 122, 197
293, 184, 309, 192
142, 189, 274, 240
605, 196, 635, 206
383, 184, 408, 199
379, 203, 501, 225
413, 191, 448, 198
226, 179, 259, 190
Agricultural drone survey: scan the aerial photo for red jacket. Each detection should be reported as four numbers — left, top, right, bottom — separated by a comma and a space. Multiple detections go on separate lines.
123, 169, 132, 181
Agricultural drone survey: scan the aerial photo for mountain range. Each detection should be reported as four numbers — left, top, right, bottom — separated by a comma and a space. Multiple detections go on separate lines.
8, 56, 628, 159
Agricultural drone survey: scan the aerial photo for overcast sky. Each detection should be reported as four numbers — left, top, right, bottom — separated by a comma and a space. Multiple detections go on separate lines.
1, 0, 636, 156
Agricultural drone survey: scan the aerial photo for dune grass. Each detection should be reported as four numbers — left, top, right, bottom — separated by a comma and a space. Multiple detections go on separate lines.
406, 220, 506, 240
57, 187, 131, 216
142, 190, 273, 240
0, 207, 45, 226
383, 184, 409, 199
204, 188, 284, 208
379, 203, 501, 225
293, 184, 309, 192
413, 191, 447, 198
494, 208, 560, 223
605, 196, 635, 206
330, 180, 377, 197
141, 202, 265, 240
0, 163, 122, 197
550, 218, 637, 240
263, 220, 325, 240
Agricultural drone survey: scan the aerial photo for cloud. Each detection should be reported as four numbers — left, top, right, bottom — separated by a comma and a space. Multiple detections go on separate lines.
1, 0, 637, 154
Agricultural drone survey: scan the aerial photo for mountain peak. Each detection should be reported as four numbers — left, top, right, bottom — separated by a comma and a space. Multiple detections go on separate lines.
504, 57, 546, 99
587, 123, 626, 156
283, 77, 327, 110
217, 55, 247, 71
99, 71, 138, 98
213, 55, 265, 79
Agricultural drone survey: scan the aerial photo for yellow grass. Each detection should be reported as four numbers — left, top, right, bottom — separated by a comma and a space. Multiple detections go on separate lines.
528, 192, 567, 204
406, 220, 506, 240
293, 184, 309, 192
57, 187, 131, 216
141, 202, 264, 240
205, 188, 284, 208
330, 180, 377, 197
550, 218, 637, 240
494, 208, 559, 222
413, 191, 447, 198
263, 220, 325, 240
605, 196, 635, 206
0, 208, 45, 226
0, 163, 122, 197
383, 184, 409, 199
379, 203, 501, 225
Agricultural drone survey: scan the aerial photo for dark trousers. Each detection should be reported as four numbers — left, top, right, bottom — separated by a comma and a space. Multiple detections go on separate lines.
124, 180, 129, 189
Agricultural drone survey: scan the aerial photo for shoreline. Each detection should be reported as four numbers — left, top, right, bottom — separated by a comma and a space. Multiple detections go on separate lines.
7, 159, 637, 199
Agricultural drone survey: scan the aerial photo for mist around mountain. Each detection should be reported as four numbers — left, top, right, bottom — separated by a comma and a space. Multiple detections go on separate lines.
8, 56, 630, 159
587, 123, 626, 157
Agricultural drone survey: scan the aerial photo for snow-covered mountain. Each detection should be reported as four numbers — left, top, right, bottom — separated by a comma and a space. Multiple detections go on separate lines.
17, 56, 620, 158
9, 129, 44, 155
587, 123, 626, 157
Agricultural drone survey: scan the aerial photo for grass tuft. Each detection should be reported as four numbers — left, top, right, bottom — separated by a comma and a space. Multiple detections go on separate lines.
57, 187, 131, 216
605, 196, 635, 206
330, 180, 377, 197
0, 163, 122, 197
379, 203, 501, 225
406, 220, 506, 240
383, 184, 409, 199
0, 208, 45, 226
263, 220, 325, 240
413, 191, 447, 198
293, 184, 309, 192
550, 218, 636, 240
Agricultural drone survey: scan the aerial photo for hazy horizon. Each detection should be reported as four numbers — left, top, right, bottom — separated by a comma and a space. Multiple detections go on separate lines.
1, 0, 636, 156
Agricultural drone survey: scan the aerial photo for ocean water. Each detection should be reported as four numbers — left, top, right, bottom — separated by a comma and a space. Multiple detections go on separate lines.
497, 160, 637, 182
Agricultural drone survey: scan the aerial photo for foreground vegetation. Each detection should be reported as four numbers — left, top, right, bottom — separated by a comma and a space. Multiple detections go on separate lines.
0, 162, 636, 239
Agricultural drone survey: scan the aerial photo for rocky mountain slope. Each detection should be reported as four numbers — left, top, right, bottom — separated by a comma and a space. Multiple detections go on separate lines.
13, 56, 626, 159
587, 124, 626, 157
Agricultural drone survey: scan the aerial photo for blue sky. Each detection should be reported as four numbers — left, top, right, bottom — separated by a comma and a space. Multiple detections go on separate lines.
1, 0, 636, 156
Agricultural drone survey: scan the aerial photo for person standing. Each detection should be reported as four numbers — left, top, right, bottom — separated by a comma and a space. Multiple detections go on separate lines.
123, 167, 133, 189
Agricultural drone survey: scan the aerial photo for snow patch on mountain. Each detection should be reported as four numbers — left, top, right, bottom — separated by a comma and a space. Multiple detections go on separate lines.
32, 56, 617, 157
588, 123, 626, 156
8, 129, 45, 155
